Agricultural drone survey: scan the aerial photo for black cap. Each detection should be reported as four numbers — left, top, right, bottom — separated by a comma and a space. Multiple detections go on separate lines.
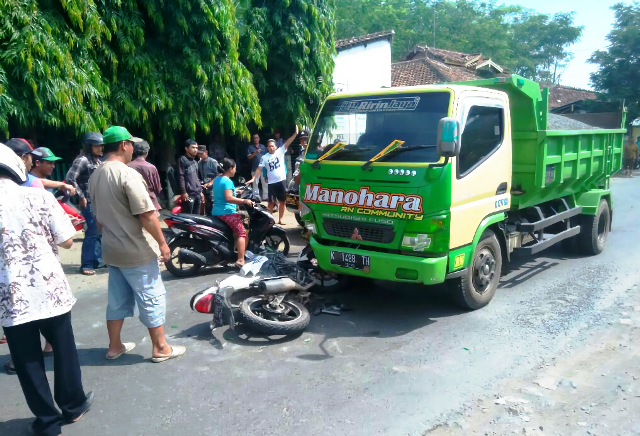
82, 132, 103, 146
299, 130, 310, 139
5, 138, 33, 156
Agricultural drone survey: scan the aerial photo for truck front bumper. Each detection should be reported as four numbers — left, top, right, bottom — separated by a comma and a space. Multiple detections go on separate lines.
310, 237, 448, 285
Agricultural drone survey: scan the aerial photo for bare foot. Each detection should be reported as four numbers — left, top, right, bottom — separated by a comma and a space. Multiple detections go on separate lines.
235, 260, 245, 267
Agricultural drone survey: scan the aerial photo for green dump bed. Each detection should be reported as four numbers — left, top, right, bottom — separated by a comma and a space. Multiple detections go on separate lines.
451, 75, 625, 210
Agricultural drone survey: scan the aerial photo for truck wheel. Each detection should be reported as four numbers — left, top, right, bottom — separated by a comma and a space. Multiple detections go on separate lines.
449, 229, 502, 310
578, 199, 610, 256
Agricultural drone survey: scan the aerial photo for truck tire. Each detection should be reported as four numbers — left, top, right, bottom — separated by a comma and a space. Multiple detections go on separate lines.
449, 229, 502, 310
578, 199, 610, 256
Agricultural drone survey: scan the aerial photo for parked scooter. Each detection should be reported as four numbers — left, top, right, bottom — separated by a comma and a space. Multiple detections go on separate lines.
54, 190, 86, 232
190, 252, 316, 335
163, 186, 290, 277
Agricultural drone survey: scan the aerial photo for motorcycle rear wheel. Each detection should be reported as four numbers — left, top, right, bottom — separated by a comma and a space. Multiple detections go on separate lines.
240, 297, 310, 335
165, 238, 203, 277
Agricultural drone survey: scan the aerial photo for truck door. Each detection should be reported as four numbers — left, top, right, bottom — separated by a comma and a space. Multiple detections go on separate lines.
449, 94, 512, 250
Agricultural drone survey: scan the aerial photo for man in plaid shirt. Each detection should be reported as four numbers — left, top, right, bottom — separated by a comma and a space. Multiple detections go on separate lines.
65, 133, 104, 275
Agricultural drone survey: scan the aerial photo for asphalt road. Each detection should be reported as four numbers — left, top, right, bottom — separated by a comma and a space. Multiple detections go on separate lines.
1, 176, 640, 436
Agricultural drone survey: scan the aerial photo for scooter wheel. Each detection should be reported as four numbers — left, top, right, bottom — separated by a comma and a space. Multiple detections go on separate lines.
240, 297, 310, 335
165, 238, 203, 277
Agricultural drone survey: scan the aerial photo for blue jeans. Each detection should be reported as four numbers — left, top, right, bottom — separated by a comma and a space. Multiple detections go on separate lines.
80, 201, 102, 271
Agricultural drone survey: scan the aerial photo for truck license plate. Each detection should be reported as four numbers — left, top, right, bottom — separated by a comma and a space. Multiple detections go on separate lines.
330, 251, 370, 272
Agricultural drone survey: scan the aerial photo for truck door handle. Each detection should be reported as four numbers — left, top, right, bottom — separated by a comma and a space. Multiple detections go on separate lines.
496, 182, 508, 195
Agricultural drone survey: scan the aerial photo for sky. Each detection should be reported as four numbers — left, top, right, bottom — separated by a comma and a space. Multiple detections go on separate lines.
496, 0, 622, 90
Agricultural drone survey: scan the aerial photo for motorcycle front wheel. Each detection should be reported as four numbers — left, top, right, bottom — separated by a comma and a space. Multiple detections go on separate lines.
264, 230, 290, 256
240, 297, 310, 335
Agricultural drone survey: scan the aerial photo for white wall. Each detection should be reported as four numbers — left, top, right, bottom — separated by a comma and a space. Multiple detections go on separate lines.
333, 39, 391, 94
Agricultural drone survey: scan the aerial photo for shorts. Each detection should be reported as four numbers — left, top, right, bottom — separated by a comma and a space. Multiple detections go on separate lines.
107, 260, 166, 328
218, 213, 247, 238
268, 181, 286, 203
624, 157, 635, 169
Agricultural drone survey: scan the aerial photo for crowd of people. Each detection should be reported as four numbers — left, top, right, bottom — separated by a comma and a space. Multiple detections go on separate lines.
0, 125, 308, 435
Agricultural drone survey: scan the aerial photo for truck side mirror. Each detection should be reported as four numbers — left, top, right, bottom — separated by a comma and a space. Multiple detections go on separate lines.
437, 117, 461, 158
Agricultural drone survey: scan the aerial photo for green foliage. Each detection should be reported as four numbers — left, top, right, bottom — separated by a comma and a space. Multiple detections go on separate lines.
589, 2, 640, 122
239, 0, 336, 128
334, 0, 582, 82
0, 0, 111, 135
0, 0, 262, 142
96, 0, 262, 141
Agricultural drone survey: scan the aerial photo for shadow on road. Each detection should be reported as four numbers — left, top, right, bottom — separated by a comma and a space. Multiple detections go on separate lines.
0, 417, 32, 435
500, 246, 584, 289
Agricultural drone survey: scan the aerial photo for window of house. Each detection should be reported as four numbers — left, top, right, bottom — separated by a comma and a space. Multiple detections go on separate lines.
458, 105, 504, 176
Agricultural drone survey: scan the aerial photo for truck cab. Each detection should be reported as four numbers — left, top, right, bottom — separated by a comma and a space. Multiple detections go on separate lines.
300, 75, 624, 309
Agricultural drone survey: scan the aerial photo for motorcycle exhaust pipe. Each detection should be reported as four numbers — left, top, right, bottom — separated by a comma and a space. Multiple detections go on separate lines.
178, 248, 207, 266
258, 277, 299, 294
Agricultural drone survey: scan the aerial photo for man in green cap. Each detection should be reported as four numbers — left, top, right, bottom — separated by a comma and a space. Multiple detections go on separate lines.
30, 147, 76, 194
89, 126, 186, 363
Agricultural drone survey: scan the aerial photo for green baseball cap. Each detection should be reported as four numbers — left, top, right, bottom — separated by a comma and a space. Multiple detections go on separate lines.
31, 147, 62, 161
102, 126, 143, 144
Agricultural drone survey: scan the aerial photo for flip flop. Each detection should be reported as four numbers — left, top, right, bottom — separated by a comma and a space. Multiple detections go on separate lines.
105, 342, 136, 360
151, 345, 186, 363
81, 269, 96, 276
0, 336, 7, 345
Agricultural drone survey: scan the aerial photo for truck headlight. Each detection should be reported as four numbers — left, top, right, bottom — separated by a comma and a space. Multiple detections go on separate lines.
305, 222, 317, 234
300, 201, 312, 218
402, 234, 432, 252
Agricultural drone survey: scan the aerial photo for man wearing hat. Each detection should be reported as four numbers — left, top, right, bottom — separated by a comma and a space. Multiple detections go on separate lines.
89, 126, 186, 364
30, 147, 76, 194
0, 141, 93, 436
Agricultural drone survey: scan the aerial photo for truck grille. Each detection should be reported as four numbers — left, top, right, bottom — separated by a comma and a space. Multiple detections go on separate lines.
323, 219, 395, 243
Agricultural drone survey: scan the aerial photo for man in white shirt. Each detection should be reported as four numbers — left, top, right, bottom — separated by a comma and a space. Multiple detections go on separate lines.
0, 143, 93, 436
247, 126, 298, 224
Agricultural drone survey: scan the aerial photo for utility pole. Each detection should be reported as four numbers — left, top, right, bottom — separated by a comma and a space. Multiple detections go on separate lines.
433, 5, 436, 49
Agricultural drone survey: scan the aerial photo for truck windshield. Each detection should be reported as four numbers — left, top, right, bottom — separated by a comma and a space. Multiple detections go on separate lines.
306, 92, 450, 163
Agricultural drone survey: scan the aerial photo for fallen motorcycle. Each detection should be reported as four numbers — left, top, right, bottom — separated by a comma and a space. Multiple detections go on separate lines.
190, 252, 316, 335
163, 186, 290, 277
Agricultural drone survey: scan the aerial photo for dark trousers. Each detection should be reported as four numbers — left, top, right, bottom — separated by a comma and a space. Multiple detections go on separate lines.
182, 194, 202, 215
204, 191, 213, 216
5, 312, 86, 436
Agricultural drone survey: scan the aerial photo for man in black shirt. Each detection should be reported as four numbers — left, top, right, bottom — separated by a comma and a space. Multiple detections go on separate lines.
197, 145, 219, 216
177, 139, 203, 215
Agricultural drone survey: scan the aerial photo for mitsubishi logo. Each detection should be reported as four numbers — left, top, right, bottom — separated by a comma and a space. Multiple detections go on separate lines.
351, 228, 363, 241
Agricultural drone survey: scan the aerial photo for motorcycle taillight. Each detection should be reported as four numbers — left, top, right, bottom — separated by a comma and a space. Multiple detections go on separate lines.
194, 294, 215, 314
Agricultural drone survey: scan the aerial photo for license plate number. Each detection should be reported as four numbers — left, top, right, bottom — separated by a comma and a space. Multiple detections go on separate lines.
330, 251, 370, 271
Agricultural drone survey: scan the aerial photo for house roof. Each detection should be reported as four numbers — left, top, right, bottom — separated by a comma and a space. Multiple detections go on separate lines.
391, 58, 479, 87
335, 30, 395, 52
392, 45, 508, 87
541, 84, 597, 109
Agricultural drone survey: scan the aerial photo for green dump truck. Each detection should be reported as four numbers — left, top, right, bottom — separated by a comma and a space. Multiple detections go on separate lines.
299, 75, 625, 309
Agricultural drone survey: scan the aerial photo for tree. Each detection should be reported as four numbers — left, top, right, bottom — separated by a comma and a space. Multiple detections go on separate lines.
333, 0, 582, 82
239, 0, 336, 128
0, 0, 263, 142
96, 0, 262, 142
589, 2, 640, 122
0, 0, 111, 135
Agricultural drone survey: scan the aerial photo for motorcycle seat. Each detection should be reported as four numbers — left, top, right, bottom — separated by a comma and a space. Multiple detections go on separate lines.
177, 214, 235, 237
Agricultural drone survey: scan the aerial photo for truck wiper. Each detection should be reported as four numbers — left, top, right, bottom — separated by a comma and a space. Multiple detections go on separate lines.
361, 144, 436, 171
360, 140, 405, 171
311, 142, 347, 169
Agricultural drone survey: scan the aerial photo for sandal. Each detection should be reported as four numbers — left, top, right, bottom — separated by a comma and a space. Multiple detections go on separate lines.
151, 345, 186, 363
81, 269, 96, 276
0, 335, 7, 345
105, 342, 136, 360
235, 261, 245, 268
